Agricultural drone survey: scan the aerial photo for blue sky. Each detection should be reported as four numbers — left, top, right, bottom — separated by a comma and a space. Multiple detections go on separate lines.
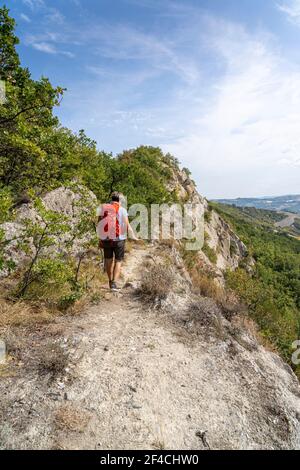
5, 0, 300, 198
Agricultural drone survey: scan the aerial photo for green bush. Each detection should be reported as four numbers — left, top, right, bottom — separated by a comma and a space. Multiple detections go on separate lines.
202, 242, 218, 264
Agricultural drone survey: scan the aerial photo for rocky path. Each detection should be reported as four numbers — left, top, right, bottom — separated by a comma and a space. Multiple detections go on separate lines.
1, 244, 300, 450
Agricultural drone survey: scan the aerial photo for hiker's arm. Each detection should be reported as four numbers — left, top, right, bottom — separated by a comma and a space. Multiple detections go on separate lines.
126, 217, 139, 241
96, 206, 104, 248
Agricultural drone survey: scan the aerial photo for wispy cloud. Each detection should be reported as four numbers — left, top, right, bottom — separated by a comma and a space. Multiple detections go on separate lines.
22, 0, 65, 25
163, 18, 300, 197
31, 41, 56, 54
46, 9, 65, 24
90, 24, 200, 84
30, 40, 75, 58
20, 13, 31, 23
25, 14, 200, 84
22, 0, 45, 10
277, 0, 300, 23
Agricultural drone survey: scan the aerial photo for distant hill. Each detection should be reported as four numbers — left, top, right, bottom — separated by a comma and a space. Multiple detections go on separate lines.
214, 195, 300, 214
211, 202, 300, 238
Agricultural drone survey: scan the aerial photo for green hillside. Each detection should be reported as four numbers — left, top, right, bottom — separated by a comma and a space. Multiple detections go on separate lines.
215, 195, 300, 214
212, 202, 300, 367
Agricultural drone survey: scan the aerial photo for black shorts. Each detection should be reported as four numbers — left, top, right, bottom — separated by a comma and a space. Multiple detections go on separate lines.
102, 240, 126, 261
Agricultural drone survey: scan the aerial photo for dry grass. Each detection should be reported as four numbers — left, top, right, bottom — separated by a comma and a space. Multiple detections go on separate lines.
160, 238, 178, 249
220, 299, 248, 322
187, 301, 216, 328
191, 271, 225, 303
54, 404, 90, 433
186, 299, 227, 339
77, 259, 107, 291
125, 240, 134, 254
140, 264, 175, 304
0, 255, 107, 328
0, 299, 56, 328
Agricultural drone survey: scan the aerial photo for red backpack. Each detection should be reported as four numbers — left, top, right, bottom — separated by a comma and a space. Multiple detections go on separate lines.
101, 202, 120, 240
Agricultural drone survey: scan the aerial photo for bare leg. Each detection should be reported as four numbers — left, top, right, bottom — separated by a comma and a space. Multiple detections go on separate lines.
106, 258, 114, 282
113, 261, 122, 282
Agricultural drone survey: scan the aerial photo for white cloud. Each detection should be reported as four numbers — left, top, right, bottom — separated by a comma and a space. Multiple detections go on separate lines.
278, 155, 300, 167
277, 0, 300, 23
31, 41, 74, 58
62, 51, 75, 58
32, 42, 56, 54
161, 20, 300, 197
22, 0, 64, 25
20, 13, 31, 23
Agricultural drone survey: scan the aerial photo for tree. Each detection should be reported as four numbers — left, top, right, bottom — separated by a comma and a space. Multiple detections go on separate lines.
0, 5, 20, 81
0, 7, 65, 195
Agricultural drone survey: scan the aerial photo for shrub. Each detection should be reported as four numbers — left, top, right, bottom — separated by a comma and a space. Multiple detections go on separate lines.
58, 291, 82, 311
202, 242, 218, 264
191, 272, 224, 302
204, 210, 212, 223
140, 264, 175, 304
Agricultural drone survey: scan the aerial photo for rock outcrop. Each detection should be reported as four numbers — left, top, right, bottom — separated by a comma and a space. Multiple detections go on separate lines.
166, 165, 250, 274
0, 186, 97, 277
205, 209, 249, 271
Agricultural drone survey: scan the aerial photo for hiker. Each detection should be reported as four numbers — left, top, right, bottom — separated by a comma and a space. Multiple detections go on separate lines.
96, 192, 138, 291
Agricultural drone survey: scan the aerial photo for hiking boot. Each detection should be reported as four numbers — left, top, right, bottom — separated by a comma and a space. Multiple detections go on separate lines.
110, 281, 119, 291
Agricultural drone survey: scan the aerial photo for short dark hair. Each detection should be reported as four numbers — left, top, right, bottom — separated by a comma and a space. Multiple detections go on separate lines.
111, 191, 120, 202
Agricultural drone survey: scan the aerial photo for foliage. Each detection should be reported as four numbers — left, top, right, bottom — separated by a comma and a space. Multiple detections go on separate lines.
0, 186, 12, 223
213, 202, 300, 366
202, 242, 217, 264
13, 184, 98, 302
103, 146, 175, 206
0, 186, 14, 273
182, 167, 191, 177
0, 6, 20, 80
15, 197, 71, 298
204, 210, 212, 223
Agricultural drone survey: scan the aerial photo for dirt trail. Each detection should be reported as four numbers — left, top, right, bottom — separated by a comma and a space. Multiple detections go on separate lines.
1, 244, 300, 450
